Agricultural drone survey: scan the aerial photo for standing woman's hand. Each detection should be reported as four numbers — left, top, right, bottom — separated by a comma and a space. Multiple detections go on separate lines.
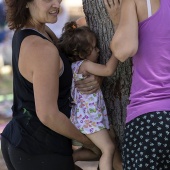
75, 75, 103, 94
104, 0, 122, 30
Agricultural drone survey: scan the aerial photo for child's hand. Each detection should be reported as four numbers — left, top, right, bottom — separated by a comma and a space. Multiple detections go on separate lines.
75, 74, 103, 94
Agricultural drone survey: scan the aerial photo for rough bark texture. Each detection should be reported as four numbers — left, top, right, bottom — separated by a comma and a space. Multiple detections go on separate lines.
82, 0, 132, 149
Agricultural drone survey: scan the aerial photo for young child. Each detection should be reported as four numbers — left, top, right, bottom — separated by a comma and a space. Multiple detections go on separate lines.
58, 21, 119, 170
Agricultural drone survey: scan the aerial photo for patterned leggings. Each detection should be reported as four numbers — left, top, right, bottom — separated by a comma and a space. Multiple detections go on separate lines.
123, 111, 170, 170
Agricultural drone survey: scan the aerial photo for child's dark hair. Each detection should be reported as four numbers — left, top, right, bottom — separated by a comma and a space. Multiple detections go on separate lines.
58, 21, 97, 63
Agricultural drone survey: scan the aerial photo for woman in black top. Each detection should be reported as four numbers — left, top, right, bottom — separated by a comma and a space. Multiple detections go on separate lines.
1, 0, 100, 169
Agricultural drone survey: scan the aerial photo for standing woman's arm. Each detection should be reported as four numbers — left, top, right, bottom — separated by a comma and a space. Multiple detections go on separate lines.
105, 0, 139, 62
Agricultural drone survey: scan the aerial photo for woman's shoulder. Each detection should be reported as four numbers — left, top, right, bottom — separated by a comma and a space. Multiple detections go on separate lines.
20, 32, 60, 68
22, 32, 58, 54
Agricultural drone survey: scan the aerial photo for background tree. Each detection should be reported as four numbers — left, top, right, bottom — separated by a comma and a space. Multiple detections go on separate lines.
82, 0, 132, 148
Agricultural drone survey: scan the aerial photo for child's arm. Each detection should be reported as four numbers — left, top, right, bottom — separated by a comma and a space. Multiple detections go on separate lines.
81, 55, 118, 77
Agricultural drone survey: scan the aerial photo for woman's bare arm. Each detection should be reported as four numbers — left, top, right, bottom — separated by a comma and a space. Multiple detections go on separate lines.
104, 0, 122, 30
75, 56, 118, 94
80, 55, 118, 77
105, 0, 139, 62
19, 36, 94, 149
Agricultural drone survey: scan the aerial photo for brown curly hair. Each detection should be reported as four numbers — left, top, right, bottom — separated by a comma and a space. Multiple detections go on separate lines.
58, 21, 97, 63
5, 0, 33, 30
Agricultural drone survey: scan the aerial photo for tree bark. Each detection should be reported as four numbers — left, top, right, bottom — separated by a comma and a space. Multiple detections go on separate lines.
82, 0, 132, 149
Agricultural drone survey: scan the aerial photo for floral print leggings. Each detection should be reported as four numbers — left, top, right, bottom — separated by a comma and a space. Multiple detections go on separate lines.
123, 111, 170, 170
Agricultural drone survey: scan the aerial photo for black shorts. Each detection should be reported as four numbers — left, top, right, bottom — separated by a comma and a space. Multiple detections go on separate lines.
123, 111, 170, 170
1, 137, 74, 170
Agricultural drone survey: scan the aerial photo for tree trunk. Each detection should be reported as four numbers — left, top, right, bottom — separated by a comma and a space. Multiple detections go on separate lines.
82, 0, 132, 149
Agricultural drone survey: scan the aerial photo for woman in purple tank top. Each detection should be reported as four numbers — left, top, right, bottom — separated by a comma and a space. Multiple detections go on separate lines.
104, 0, 170, 169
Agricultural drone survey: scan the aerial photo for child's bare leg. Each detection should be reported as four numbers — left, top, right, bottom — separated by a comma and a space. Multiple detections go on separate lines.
113, 147, 123, 170
86, 129, 115, 170
73, 146, 100, 162
109, 126, 123, 170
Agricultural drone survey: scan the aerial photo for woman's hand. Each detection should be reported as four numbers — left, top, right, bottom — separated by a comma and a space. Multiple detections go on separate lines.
75, 75, 103, 94
104, 0, 122, 30
82, 136, 96, 150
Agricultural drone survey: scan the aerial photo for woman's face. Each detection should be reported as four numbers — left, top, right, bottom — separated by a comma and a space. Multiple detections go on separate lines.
27, 0, 62, 25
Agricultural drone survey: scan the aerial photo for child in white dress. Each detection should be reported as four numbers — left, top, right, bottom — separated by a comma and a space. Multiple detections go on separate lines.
58, 21, 119, 170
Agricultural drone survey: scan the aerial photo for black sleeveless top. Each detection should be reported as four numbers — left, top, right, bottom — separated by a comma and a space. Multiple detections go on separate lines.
2, 29, 73, 156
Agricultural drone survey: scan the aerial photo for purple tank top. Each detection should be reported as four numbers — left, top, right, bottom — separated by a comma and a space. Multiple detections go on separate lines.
126, 0, 170, 123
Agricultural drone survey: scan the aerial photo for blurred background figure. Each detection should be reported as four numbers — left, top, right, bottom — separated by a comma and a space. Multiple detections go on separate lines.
0, 0, 13, 128
0, 0, 13, 67
0, 0, 6, 68
0, 0, 6, 44
76, 17, 87, 27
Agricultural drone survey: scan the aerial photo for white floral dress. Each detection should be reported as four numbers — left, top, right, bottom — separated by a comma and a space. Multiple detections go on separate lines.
70, 60, 109, 134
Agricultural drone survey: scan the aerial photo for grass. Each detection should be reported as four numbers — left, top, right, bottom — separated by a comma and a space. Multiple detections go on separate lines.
0, 71, 12, 170
0, 73, 13, 96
